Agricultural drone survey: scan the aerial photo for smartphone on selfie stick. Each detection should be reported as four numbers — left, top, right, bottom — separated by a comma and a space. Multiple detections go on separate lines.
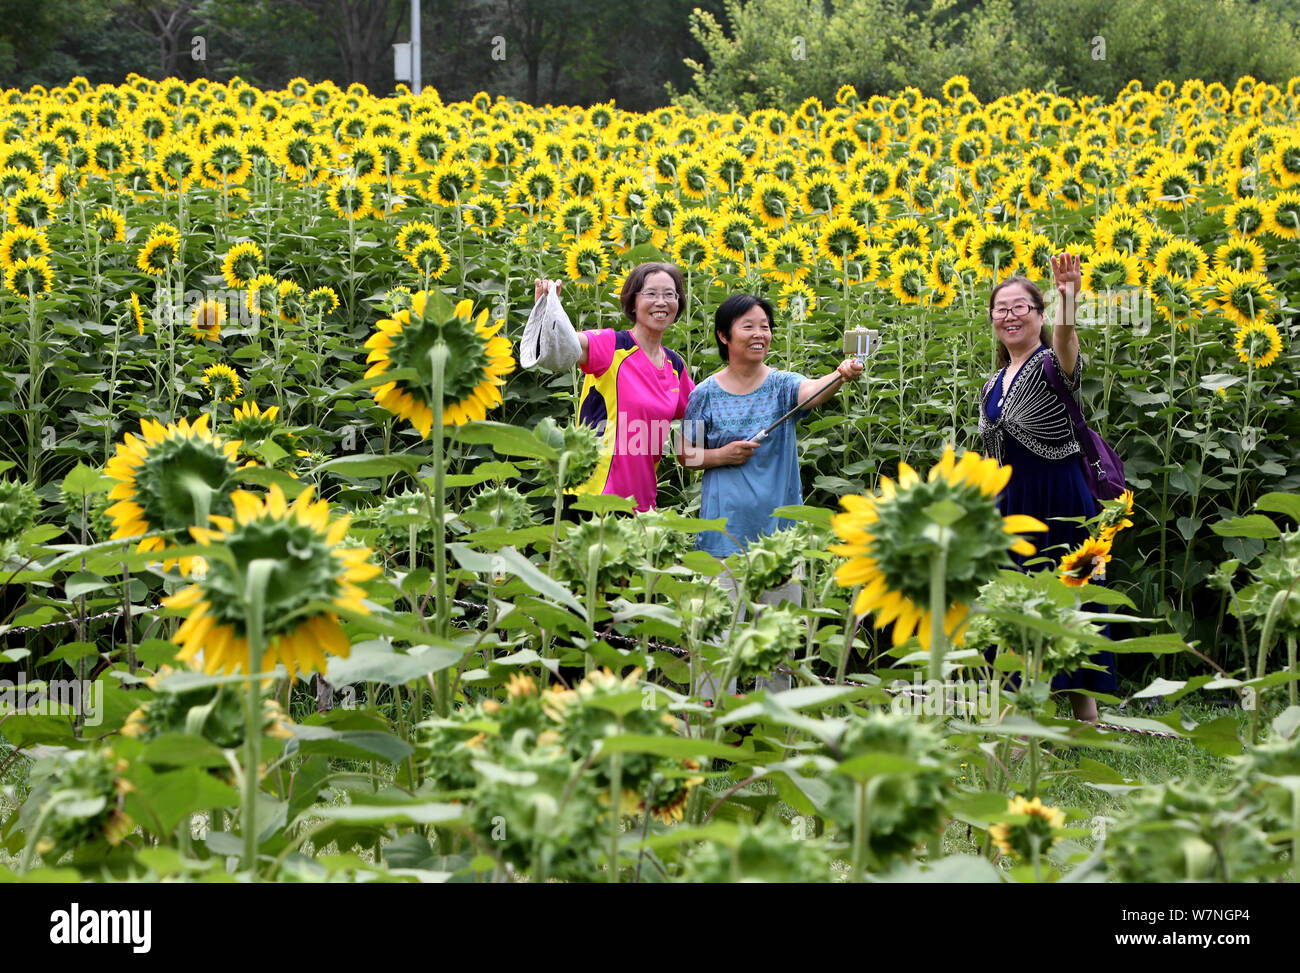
750, 328, 879, 444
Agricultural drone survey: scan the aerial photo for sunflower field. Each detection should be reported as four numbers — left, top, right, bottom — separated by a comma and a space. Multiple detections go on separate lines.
0, 71, 1298, 885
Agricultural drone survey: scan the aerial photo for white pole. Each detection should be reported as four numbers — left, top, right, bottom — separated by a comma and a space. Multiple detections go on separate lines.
411, 0, 422, 95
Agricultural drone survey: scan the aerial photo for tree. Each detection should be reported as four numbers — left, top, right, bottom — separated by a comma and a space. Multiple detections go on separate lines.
285, 0, 406, 91
118, 1, 201, 78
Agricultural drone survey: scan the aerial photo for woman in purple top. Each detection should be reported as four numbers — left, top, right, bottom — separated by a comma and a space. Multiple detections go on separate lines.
978, 255, 1117, 721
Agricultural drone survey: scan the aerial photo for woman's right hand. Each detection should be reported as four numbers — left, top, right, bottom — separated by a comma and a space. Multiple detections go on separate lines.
717, 439, 759, 466
533, 278, 563, 303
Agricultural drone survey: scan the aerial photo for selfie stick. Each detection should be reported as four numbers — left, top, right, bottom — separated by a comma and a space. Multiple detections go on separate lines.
749, 329, 878, 444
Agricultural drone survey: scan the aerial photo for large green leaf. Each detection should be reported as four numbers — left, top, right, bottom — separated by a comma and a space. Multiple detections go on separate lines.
454, 421, 558, 460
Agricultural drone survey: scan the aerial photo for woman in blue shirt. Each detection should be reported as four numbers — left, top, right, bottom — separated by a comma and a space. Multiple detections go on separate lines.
682, 294, 862, 558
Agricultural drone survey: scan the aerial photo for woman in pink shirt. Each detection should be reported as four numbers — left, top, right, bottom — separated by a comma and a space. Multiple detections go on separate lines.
534, 263, 695, 511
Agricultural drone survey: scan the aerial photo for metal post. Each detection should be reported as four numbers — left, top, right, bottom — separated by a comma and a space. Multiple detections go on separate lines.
411, 0, 422, 95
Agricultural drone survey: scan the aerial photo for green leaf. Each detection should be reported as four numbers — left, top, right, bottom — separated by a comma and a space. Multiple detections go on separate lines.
141, 733, 231, 768
483, 546, 583, 615
596, 734, 742, 760
41, 641, 98, 664
291, 726, 414, 764
324, 644, 462, 684
1075, 585, 1137, 610
880, 855, 1004, 883
61, 463, 111, 498
1210, 514, 1280, 539
681, 550, 725, 576
1108, 633, 1191, 655
1256, 492, 1300, 523
646, 512, 729, 533
623, 243, 665, 264
572, 494, 636, 515
772, 504, 832, 528
1272, 706, 1300, 740
325, 366, 420, 400
443, 460, 520, 488
315, 453, 423, 478
922, 498, 966, 526
833, 752, 931, 781
233, 465, 310, 499
124, 766, 238, 835
454, 421, 558, 460
64, 572, 110, 600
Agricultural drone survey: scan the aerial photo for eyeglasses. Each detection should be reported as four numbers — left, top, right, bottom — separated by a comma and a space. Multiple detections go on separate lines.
991, 302, 1036, 319
638, 290, 679, 302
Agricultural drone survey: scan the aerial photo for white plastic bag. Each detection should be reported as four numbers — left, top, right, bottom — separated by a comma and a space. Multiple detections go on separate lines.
520, 282, 582, 371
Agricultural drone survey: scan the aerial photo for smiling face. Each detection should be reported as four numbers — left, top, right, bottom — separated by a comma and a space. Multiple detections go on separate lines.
719, 303, 772, 365
990, 280, 1044, 358
633, 270, 680, 333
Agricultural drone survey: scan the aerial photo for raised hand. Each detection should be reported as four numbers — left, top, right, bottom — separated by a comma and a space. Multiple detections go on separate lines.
533, 278, 563, 303
1050, 252, 1082, 299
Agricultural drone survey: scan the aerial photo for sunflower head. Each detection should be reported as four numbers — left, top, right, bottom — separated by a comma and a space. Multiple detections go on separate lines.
104, 414, 240, 566
1058, 535, 1112, 587
830, 447, 1045, 649
988, 795, 1066, 859
220, 241, 263, 289
4, 254, 53, 298
202, 363, 243, 402
190, 299, 225, 341
364, 290, 515, 434
163, 484, 380, 678
1233, 320, 1284, 369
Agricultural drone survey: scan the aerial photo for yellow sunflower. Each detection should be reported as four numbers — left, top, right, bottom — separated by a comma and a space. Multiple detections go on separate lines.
220, 241, 264, 289
988, 795, 1065, 859
136, 230, 182, 276
830, 447, 1045, 649
364, 290, 515, 434
1233, 320, 1284, 369
408, 238, 450, 279
0, 225, 49, 269
1213, 236, 1267, 274
1211, 269, 1276, 328
129, 292, 146, 335
202, 363, 243, 402
163, 484, 380, 679
4, 254, 54, 297
92, 206, 126, 243
563, 238, 610, 287
104, 414, 239, 569
1058, 535, 1112, 587
190, 299, 225, 341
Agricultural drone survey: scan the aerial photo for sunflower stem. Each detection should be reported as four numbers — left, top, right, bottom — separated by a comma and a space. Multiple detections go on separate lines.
1290, 635, 1298, 709
850, 779, 872, 883
428, 343, 451, 717
927, 534, 949, 686
607, 715, 624, 883
836, 586, 860, 685
241, 558, 275, 877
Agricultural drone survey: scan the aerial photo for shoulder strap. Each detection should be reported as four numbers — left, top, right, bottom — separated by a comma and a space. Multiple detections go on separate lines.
1041, 352, 1087, 430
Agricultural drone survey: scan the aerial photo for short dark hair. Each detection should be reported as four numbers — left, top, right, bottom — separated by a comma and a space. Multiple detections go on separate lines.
619, 262, 686, 323
988, 275, 1049, 368
714, 293, 775, 362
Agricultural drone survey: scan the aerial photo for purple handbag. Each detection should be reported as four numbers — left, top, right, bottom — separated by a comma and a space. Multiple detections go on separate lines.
1042, 354, 1126, 502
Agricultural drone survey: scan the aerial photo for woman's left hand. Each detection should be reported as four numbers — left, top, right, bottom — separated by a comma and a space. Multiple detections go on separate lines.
1050, 252, 1082, 299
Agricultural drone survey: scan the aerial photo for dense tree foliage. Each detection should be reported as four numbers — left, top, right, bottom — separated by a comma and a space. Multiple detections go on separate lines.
6, 0, 1299, 109
676, 0, 1300, 111
0, 0, 723, 110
